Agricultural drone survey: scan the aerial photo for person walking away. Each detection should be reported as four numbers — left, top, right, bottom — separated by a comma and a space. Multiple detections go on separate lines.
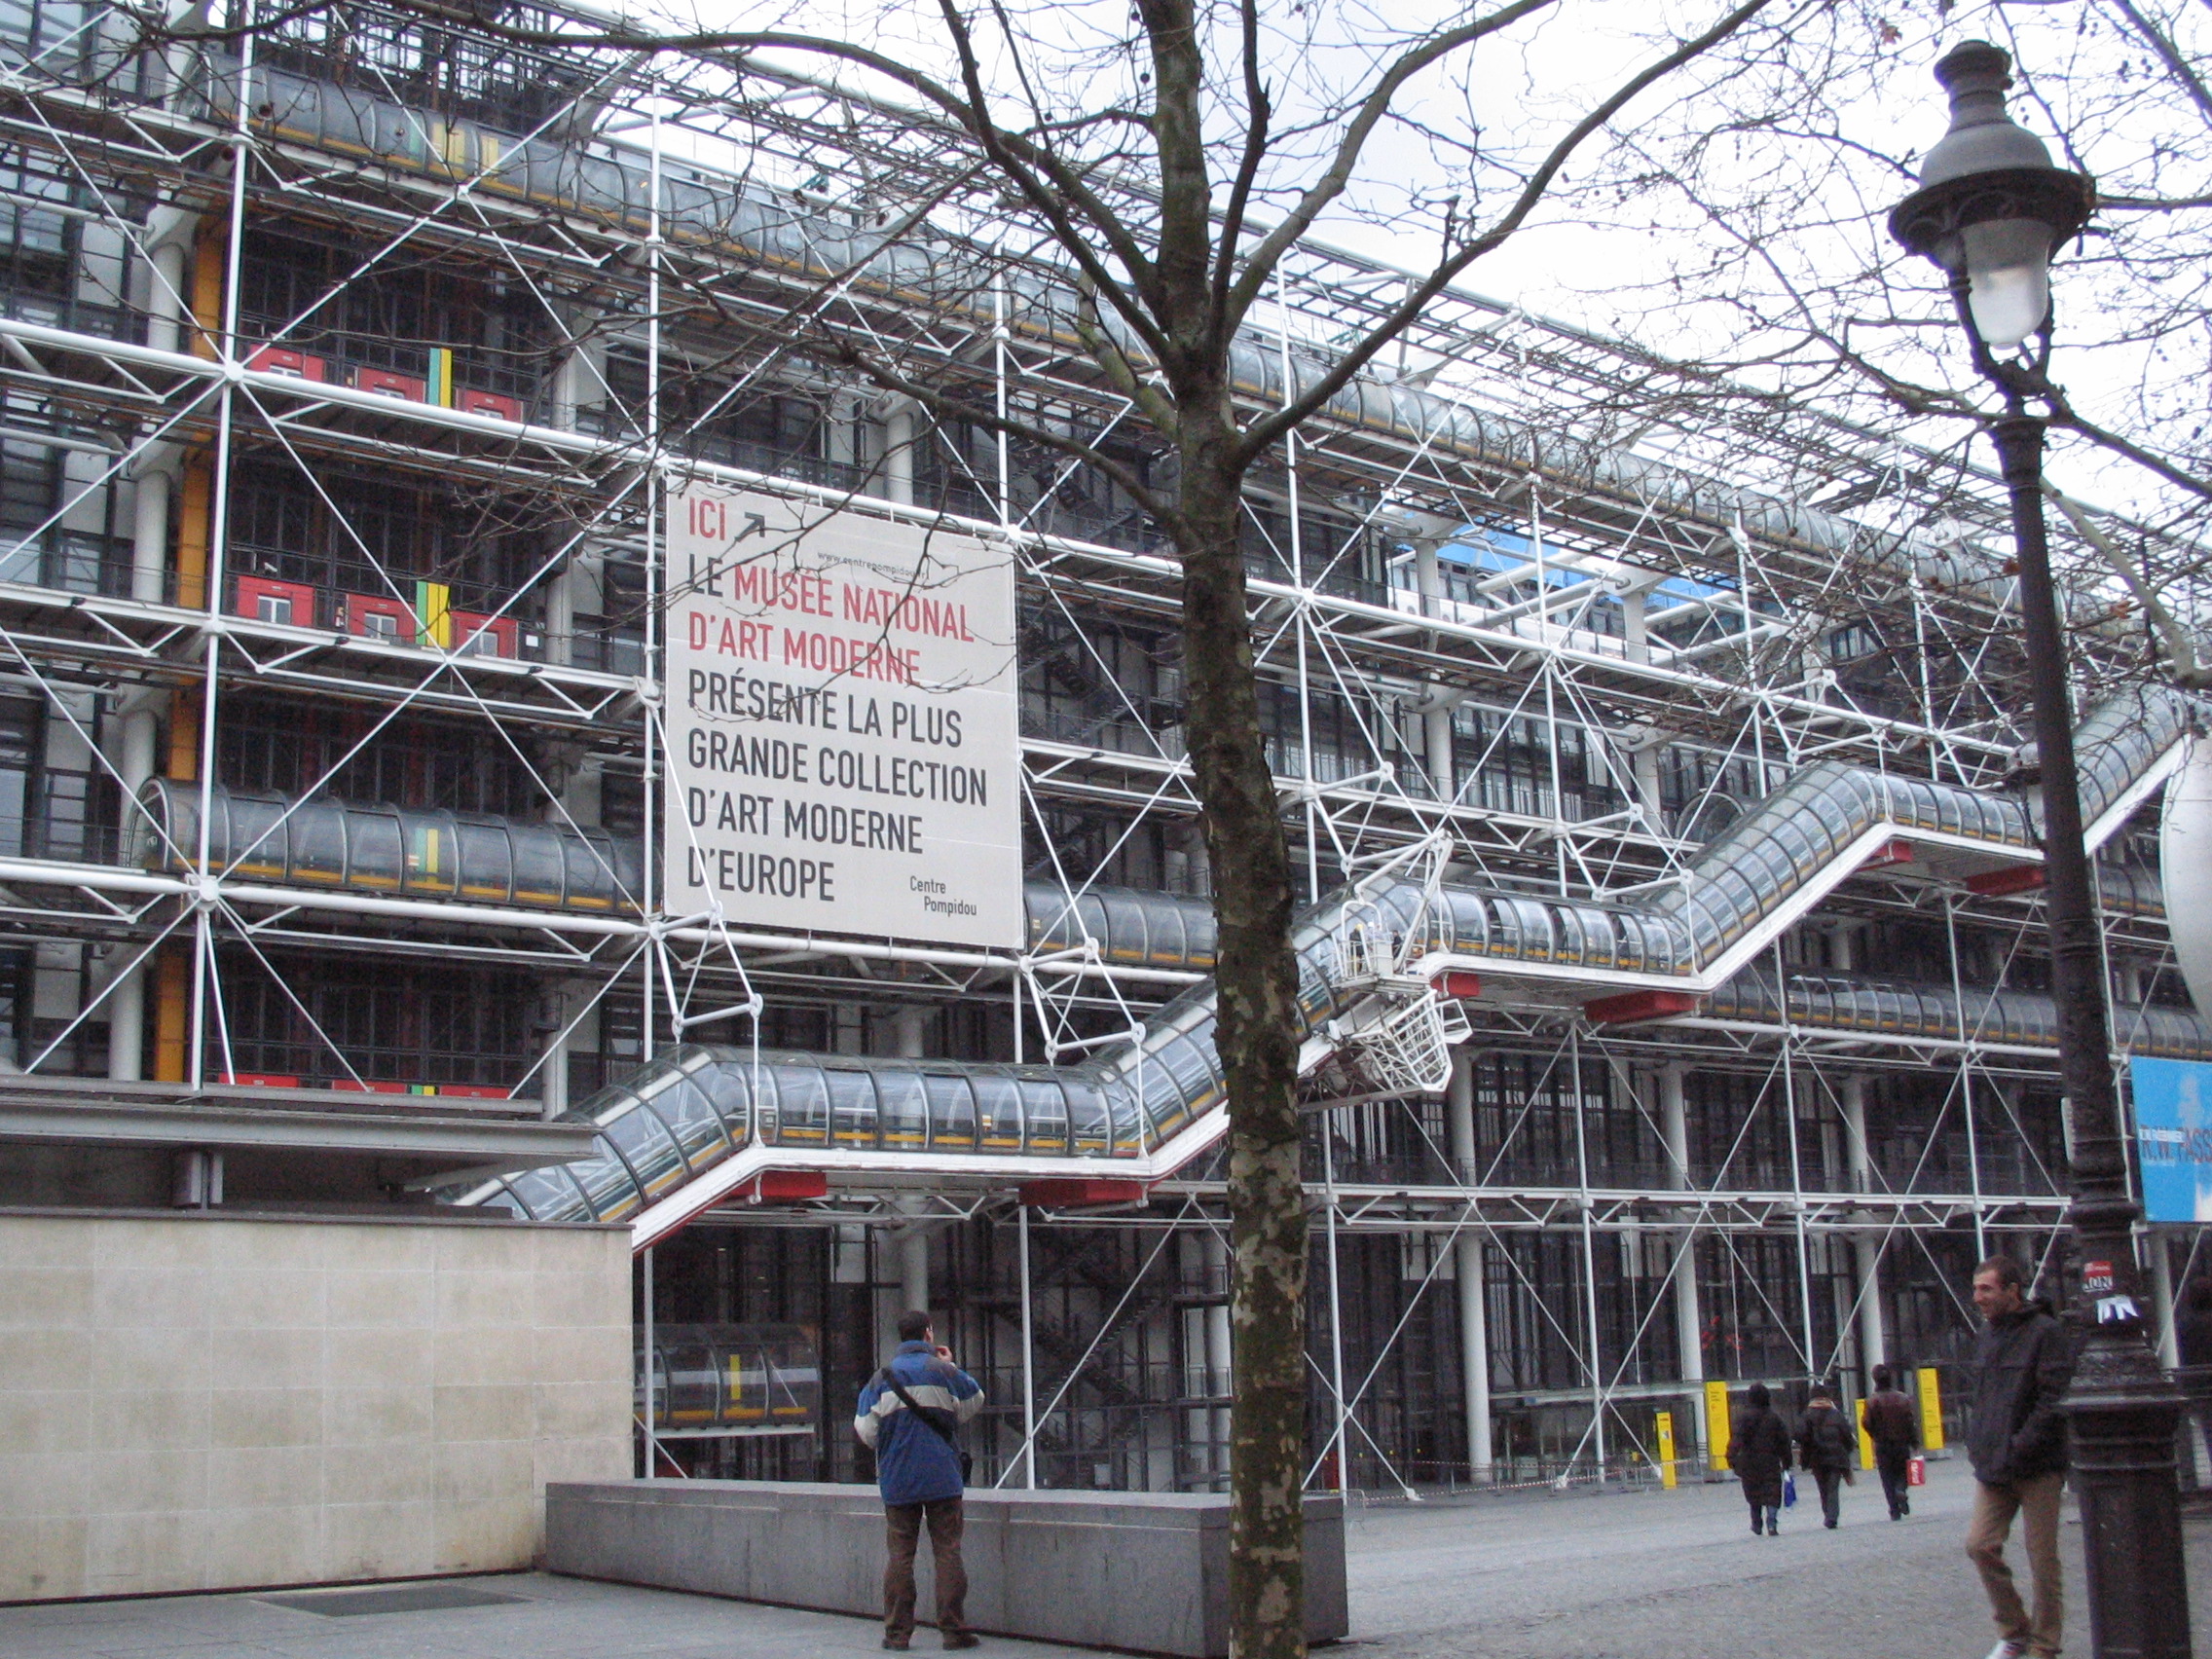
1964, 1257, 2072, 1659
1863, 1363, 1920, 1520
856, 1310, 986, 1651
1728, 1382, 1792, 1536
1793, 1385, 1856, 1530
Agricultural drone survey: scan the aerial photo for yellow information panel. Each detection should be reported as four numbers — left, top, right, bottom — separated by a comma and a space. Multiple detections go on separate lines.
1655, 1410, 1677, 1490
1918, 1367, 1944, 1450
1706, 1380, 1733, 1471
1856, 1398, 1875, 1469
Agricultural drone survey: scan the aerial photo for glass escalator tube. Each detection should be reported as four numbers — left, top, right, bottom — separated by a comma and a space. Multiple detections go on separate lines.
1020, 1076, 1071, 1155
878, 1068, 929, 1151
924, 1074, 978, 1153
828, 1068, 879, 1149
223, 792, 286, 880
345, 807, 404, 891
288, 797, 350, 887
974, 1073, 1023, 1152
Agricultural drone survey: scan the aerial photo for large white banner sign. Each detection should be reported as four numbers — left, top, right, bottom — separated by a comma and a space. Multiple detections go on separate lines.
663, 486, 1021, 948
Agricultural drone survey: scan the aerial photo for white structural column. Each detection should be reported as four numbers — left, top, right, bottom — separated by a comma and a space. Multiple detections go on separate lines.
883, 399, 916, 506
1447, 1051, 1492, 1480
105, 694, 162, 1081
1205, 1231, 1232, 1482
2149, 1235, 2180, 1369
1619, 589, 1664, 822
896, 1009, 931, 1316
1840, 1072, 1888, 1379
1661, 1062, 1708, 1456
142, 207, 194, 355
129, 444, 179, 606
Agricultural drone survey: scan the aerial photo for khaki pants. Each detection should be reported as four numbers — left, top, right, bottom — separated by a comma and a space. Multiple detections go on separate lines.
1967, 1472, 2065, 1658
884, 1496, 967, 1644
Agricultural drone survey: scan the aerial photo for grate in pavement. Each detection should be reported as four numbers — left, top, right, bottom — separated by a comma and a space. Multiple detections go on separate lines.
260, 1583, 532, 1617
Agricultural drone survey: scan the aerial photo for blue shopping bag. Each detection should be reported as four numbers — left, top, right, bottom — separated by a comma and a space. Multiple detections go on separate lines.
1783, 1472, 1797, 1508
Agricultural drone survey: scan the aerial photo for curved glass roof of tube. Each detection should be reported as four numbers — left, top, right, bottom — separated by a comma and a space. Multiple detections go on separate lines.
464, 689, 2201, 1225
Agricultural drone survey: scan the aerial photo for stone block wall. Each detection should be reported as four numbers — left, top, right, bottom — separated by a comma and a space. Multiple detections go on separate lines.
0, 1209, 630, 1600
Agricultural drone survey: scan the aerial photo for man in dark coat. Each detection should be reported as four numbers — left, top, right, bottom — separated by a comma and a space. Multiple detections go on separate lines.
1862, 1362, 1920, 1520
1964, 1257, 2072, 1659
1727, 1381, 1792, 1536
1793, 1385, 1856, 1530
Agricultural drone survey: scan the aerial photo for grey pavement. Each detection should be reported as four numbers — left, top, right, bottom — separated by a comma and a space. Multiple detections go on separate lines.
5, 1458, 2212, 1659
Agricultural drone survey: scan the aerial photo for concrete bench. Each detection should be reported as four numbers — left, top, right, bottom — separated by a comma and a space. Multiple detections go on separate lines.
544, 1479, 1348, 1657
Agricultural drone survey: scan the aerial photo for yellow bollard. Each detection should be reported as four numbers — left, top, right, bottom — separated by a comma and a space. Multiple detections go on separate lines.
1656, 1411, 1678, 1489
1706, 1380, 1733, 1472
1857, 1397, 1875, 1469
1918, 1367, 1945, 1451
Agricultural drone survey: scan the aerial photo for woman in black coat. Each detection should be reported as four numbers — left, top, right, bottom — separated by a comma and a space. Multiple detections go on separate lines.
1728, 1382, 1792, 1536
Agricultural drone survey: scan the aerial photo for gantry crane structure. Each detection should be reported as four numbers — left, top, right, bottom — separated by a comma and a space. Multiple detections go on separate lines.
2, 0, 2207, 1493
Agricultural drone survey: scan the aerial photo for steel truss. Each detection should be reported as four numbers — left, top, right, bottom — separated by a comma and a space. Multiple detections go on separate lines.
0, 0, 2205, 1490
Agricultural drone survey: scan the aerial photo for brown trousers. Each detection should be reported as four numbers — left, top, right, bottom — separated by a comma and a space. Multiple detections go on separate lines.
884, 1496, 967, 1643
1967, 1472, 2065, 1659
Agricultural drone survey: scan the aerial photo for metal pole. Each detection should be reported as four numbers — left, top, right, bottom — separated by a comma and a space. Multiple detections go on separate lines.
1989, 410, 2189, 1659
643, 1244, 659, 1477
1447, 1052, 1491, 1483
1322, 1119, 1348, 1490
1018, 1200, 1037, 1488
1570, 1034, 1604, 1479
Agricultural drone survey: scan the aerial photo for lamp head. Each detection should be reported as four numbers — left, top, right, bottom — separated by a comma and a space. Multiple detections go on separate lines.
1888, 40, 2093, 356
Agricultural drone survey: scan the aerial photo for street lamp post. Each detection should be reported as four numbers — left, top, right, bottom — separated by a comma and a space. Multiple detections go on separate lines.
1889, 39, 2192, 1659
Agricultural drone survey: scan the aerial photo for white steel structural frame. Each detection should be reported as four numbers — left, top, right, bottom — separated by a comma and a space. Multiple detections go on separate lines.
0, 0, 2203, 1489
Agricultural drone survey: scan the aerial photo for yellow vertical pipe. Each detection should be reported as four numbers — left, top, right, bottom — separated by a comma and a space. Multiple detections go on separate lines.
174, 458, 210, 611
153, 947, 188, 1083
165, 688, 199, 784
189, 223, 224, 360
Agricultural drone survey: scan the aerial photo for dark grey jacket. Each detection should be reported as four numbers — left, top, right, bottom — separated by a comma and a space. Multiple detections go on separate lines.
1967, 1297, 2073, 1485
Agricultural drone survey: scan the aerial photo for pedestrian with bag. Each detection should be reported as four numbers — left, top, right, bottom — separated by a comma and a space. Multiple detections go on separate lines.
1793, 1384, 1857, 1530
1963, 1256, 2073, 1659
1727, 1382, 1792, 1536
1863, 1363, 1920, 1520
856, 1310, 986, 1652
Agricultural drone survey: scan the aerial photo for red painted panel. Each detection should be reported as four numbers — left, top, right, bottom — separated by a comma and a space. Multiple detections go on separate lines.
728, 1169, 830, 1204
352, 366, 427, 401
1859, 837, 1915, 871
235, 575, 317, 627
1430, 970, 1483, 1000
1584, 989, 1700, 1025
1967, 865, 2046, 897
337, 592, 419, 643
448, 611, 520, 658
244, 346, 326, 382
1019, 1177, 1149, 1207
455, 388, 523, 422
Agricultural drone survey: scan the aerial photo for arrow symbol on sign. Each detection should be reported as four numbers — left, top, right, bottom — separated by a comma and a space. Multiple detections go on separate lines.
739, 513, 767, 541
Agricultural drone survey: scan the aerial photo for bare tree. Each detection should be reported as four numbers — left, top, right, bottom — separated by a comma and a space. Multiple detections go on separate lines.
161, 0, 1784, 1650
1535, 1, 2212, 681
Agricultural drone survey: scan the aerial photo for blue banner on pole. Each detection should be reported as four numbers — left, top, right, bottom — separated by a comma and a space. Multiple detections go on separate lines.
2129, 1055, 2212, 1222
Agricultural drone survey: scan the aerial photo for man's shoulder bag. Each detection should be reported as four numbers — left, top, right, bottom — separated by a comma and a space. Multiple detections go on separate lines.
876, 1367, 974, 1483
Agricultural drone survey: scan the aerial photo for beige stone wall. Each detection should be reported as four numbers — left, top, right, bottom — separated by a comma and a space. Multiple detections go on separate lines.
0, 1210, 631, 1600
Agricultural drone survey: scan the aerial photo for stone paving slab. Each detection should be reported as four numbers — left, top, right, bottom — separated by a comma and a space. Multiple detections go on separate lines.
6, 1457, 2211, 1659
1347, 1456, 2212, 1659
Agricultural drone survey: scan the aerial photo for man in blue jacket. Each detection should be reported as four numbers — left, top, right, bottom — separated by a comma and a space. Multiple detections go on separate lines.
856, 1309, 986, 1651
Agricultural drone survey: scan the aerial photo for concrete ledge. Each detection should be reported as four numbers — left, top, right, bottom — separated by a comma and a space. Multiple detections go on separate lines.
544, 1480, 1347, 1657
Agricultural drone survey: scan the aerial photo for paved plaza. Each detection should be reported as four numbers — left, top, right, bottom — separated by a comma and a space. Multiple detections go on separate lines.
6, 1459, 2211, 1659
